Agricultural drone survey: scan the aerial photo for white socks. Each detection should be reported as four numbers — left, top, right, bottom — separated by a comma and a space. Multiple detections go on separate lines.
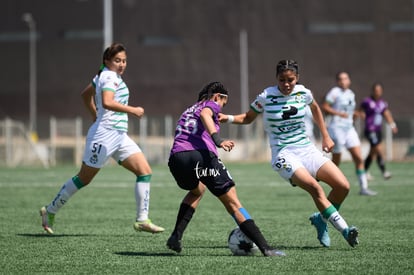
328, 211, 349, 233
47, 178, 79, 214
46, 175, 152, 223
357, 169, 368, 190
135, 175, 151, 222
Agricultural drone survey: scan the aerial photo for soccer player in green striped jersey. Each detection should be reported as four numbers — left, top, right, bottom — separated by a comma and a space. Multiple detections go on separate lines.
220, 60, 359, 248
40, 43, 164, 234
322, 72, 377, 196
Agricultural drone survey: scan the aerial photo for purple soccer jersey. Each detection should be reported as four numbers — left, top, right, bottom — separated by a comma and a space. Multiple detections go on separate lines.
361, 97, 388, 132
170, 100, 221, 156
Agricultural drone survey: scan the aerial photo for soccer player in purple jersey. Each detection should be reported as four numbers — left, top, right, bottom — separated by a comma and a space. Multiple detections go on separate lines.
166, 82, 285, 257
360, 83, 398, 180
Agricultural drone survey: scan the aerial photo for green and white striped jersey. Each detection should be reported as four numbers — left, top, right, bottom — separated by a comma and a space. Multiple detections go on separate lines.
325, 86, 356, 131
250, 84, 313, 154
93, 68, 129, 132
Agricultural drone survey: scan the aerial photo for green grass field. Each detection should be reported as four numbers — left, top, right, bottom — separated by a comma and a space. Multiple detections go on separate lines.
0, 162, 413, 274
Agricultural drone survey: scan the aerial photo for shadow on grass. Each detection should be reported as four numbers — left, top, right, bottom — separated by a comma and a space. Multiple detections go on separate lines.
114, 251, 236, 257
114, 244, 324, 257
115, 246, 232, 257
17, 233, 99, 238
186, 244, 329, 252
276, 245, 325, 250
115, 251, 178, 257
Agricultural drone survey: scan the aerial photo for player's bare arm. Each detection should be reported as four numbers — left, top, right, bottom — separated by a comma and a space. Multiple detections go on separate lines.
219, 109, 258, 125
81, 83, 97, 121
383, 109, 398, 134
321, 101, 348, 118
101, 90, 144, 118
201, 107, 234, 152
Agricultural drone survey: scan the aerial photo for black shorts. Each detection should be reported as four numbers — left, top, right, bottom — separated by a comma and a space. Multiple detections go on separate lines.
365, 130, 382, 146
168, 150, 235, 197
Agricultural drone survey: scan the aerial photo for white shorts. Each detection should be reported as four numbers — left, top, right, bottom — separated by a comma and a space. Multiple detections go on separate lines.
83, 126, 141, 168
328, 126, 360, 154
271, 144, 330, 182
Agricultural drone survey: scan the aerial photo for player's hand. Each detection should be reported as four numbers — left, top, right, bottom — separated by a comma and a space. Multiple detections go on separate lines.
131, 106, 145, 118
338, 112, 348, 118
322, 136, 334, 153
221, 140, 235, 152
218, 113, 228, 123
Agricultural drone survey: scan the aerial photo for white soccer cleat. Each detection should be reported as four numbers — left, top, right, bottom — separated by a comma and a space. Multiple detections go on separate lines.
359, 188, 377, 196
40, 206, 55, 234
133, 219, 165, 234
383, 171, 392, 180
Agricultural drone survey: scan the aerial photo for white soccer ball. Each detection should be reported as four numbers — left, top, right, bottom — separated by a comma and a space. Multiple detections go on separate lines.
228, 227, 259, 256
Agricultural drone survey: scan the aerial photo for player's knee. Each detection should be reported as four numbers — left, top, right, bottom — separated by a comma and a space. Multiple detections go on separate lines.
340, 181, 350, 195
191, 183, 206, 196
305, 181, 325, 197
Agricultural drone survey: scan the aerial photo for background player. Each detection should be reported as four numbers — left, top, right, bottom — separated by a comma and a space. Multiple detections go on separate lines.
322, 72, 377, 196
360, 82, 398, 180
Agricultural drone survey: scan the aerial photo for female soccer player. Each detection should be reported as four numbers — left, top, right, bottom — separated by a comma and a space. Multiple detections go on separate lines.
219, 60, 359, 248
40, 43, 164, 234
166, 82, 285, 256
360, 82, 398, 180
322, 72, 376, 196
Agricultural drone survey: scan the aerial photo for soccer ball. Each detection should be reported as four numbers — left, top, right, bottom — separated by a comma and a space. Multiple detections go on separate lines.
228, 227, 259, 256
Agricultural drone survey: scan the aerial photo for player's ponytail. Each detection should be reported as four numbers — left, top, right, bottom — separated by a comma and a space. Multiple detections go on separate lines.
97, 63, 105, 76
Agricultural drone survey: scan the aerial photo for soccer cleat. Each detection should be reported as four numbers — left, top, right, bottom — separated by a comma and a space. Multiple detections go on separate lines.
263, 249, 286, 257
359, 188, 377, 196
309, 212, 330, 247
383, 171, 392, 180
133, 219, 165, 234
166, 234, 182, 253
342, 226, 359, 247
40, 206, 55, 234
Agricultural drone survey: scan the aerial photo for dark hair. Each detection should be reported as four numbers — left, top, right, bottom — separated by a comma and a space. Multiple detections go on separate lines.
370, 82, 383, 97
98, 42, 127, 75
276, 60, 299, 76
197, 81, 228, 101
335, 71, 349, 81
371, 82, 383, 90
